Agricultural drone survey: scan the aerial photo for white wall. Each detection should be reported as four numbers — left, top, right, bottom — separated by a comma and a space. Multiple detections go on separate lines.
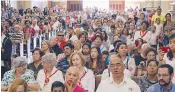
31, 0, 48, 10
10, 0, 18, 8
83, 0, 109, 10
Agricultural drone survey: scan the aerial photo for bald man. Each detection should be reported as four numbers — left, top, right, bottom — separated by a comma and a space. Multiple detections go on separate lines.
97, 54, 141, 92
65, 66, 85, 92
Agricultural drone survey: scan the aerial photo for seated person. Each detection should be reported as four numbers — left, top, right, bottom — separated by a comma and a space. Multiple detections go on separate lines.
1, 57, 39, 91
64, 66, 85, 92
8, 79, 27, 92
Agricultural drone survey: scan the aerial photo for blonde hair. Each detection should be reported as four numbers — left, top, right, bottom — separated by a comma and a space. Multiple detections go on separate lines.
8, 79, 28, 92
70, 52, 86, 66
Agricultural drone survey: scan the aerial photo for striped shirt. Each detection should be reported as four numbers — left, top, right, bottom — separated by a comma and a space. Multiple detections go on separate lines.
10, 32, 23, 43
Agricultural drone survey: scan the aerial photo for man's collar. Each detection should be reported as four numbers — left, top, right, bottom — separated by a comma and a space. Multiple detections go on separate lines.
108, 76, 128, 85
160, 82, 174, 92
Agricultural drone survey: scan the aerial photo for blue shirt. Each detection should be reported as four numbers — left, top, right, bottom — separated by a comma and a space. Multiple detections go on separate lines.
146, 83, 175, 92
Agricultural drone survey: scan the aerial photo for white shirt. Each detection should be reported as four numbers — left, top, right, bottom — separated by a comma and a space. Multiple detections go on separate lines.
154, 23, 163, 36
149, 32, 158, 45
31, 25, 40, 36
134, 31, 151, 43
163, 53, 175, 83
123, 57, 136, 76
96, 77, 141, 92
70, 35, 78, 42
79, 67, 95, 92
53, 21, 61, 30
37, 67, 64, 92
101, 69, 131, 81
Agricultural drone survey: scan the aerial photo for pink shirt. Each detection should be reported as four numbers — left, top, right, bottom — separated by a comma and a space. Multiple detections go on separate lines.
74, 85, 85, 92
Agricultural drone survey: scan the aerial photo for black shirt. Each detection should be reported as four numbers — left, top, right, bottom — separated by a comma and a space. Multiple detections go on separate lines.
27, 62, 43, 79
134, 53, 146, 66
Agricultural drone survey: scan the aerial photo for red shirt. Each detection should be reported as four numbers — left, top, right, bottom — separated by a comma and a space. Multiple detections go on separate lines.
148, 14, 153, 24
57, 40, 67, 51
74, 85, 85, 92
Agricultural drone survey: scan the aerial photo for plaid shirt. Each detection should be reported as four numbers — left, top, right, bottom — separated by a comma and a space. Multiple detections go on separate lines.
56, 57, 70, 75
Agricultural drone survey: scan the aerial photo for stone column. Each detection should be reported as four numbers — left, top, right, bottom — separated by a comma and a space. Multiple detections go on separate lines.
169, 0, 175, 23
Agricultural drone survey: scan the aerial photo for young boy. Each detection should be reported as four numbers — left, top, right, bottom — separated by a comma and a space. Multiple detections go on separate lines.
149, 25, 158, 50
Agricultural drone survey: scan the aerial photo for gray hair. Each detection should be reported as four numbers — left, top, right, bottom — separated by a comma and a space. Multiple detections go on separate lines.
41, 53, 57, 66
12, 56, 27, 69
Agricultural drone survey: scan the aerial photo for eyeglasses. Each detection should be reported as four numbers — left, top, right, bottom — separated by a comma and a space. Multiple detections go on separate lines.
57, 35, 64, 36
110, 63, 122, 68
157, 74, 169, 77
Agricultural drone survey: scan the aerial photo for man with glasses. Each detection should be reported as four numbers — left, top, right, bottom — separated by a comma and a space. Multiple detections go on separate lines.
151, 7, 165, 24
146, 64, 175, 92
96, 54, 140, 92
57, 31, 67, 51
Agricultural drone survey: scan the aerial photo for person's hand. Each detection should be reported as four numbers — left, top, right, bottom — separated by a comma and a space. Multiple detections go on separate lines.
158, 49, 166, 65
139, 61, 145, 67
158, 49, 165, 61
64, 81, 73, 92
1, 49, 5, 52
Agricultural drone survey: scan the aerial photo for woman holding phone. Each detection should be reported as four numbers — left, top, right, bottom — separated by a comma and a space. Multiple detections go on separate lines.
159, 34, 175, 83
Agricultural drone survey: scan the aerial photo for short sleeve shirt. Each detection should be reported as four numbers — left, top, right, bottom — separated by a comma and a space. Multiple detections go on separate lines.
1, 69, 37, 87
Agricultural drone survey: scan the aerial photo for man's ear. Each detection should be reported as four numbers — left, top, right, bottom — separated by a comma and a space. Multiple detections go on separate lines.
171, 73, 174, 80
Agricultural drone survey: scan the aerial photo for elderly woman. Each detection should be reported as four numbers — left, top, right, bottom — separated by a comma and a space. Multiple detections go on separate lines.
37, 53, 64, 92
1, 56, 39, 91
70, 52, 95, 92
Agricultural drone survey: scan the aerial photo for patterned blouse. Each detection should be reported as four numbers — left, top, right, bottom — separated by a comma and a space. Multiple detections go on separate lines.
1, 69, 37, 87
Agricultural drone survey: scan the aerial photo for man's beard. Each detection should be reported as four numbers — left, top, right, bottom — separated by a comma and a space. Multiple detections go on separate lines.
159, 78, 171, 86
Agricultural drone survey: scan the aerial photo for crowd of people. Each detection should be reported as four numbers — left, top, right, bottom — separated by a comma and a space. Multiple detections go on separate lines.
1, 5, 175, 92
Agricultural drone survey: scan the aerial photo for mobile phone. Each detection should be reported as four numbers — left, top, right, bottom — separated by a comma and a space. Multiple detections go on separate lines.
159, 46, 170, 53
135, 40, 139, 47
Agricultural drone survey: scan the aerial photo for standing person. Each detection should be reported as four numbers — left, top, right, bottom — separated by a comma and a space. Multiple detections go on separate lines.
96, 54, 141, 92
64, 66, 85, 92
70, 52, 95, 92
149, 25, 158, 50
134, 21, 151, 43
146, 64, 175, 92
163, 13, 174, 29
148, 9, 155, 25
151, 7, 165, 24
143, 8, 148, 21
28, 48, 44, 79
1, 27, 12, 78
154, 18, 163, 38
136, 13, 146, 28
10, 24, 23, 55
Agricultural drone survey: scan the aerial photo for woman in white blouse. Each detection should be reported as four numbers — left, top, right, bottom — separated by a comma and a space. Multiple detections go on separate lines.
37, 53, 64, 92
115, 42, 136, 76
70, 52, 95, 92
134, 21, 151, 43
